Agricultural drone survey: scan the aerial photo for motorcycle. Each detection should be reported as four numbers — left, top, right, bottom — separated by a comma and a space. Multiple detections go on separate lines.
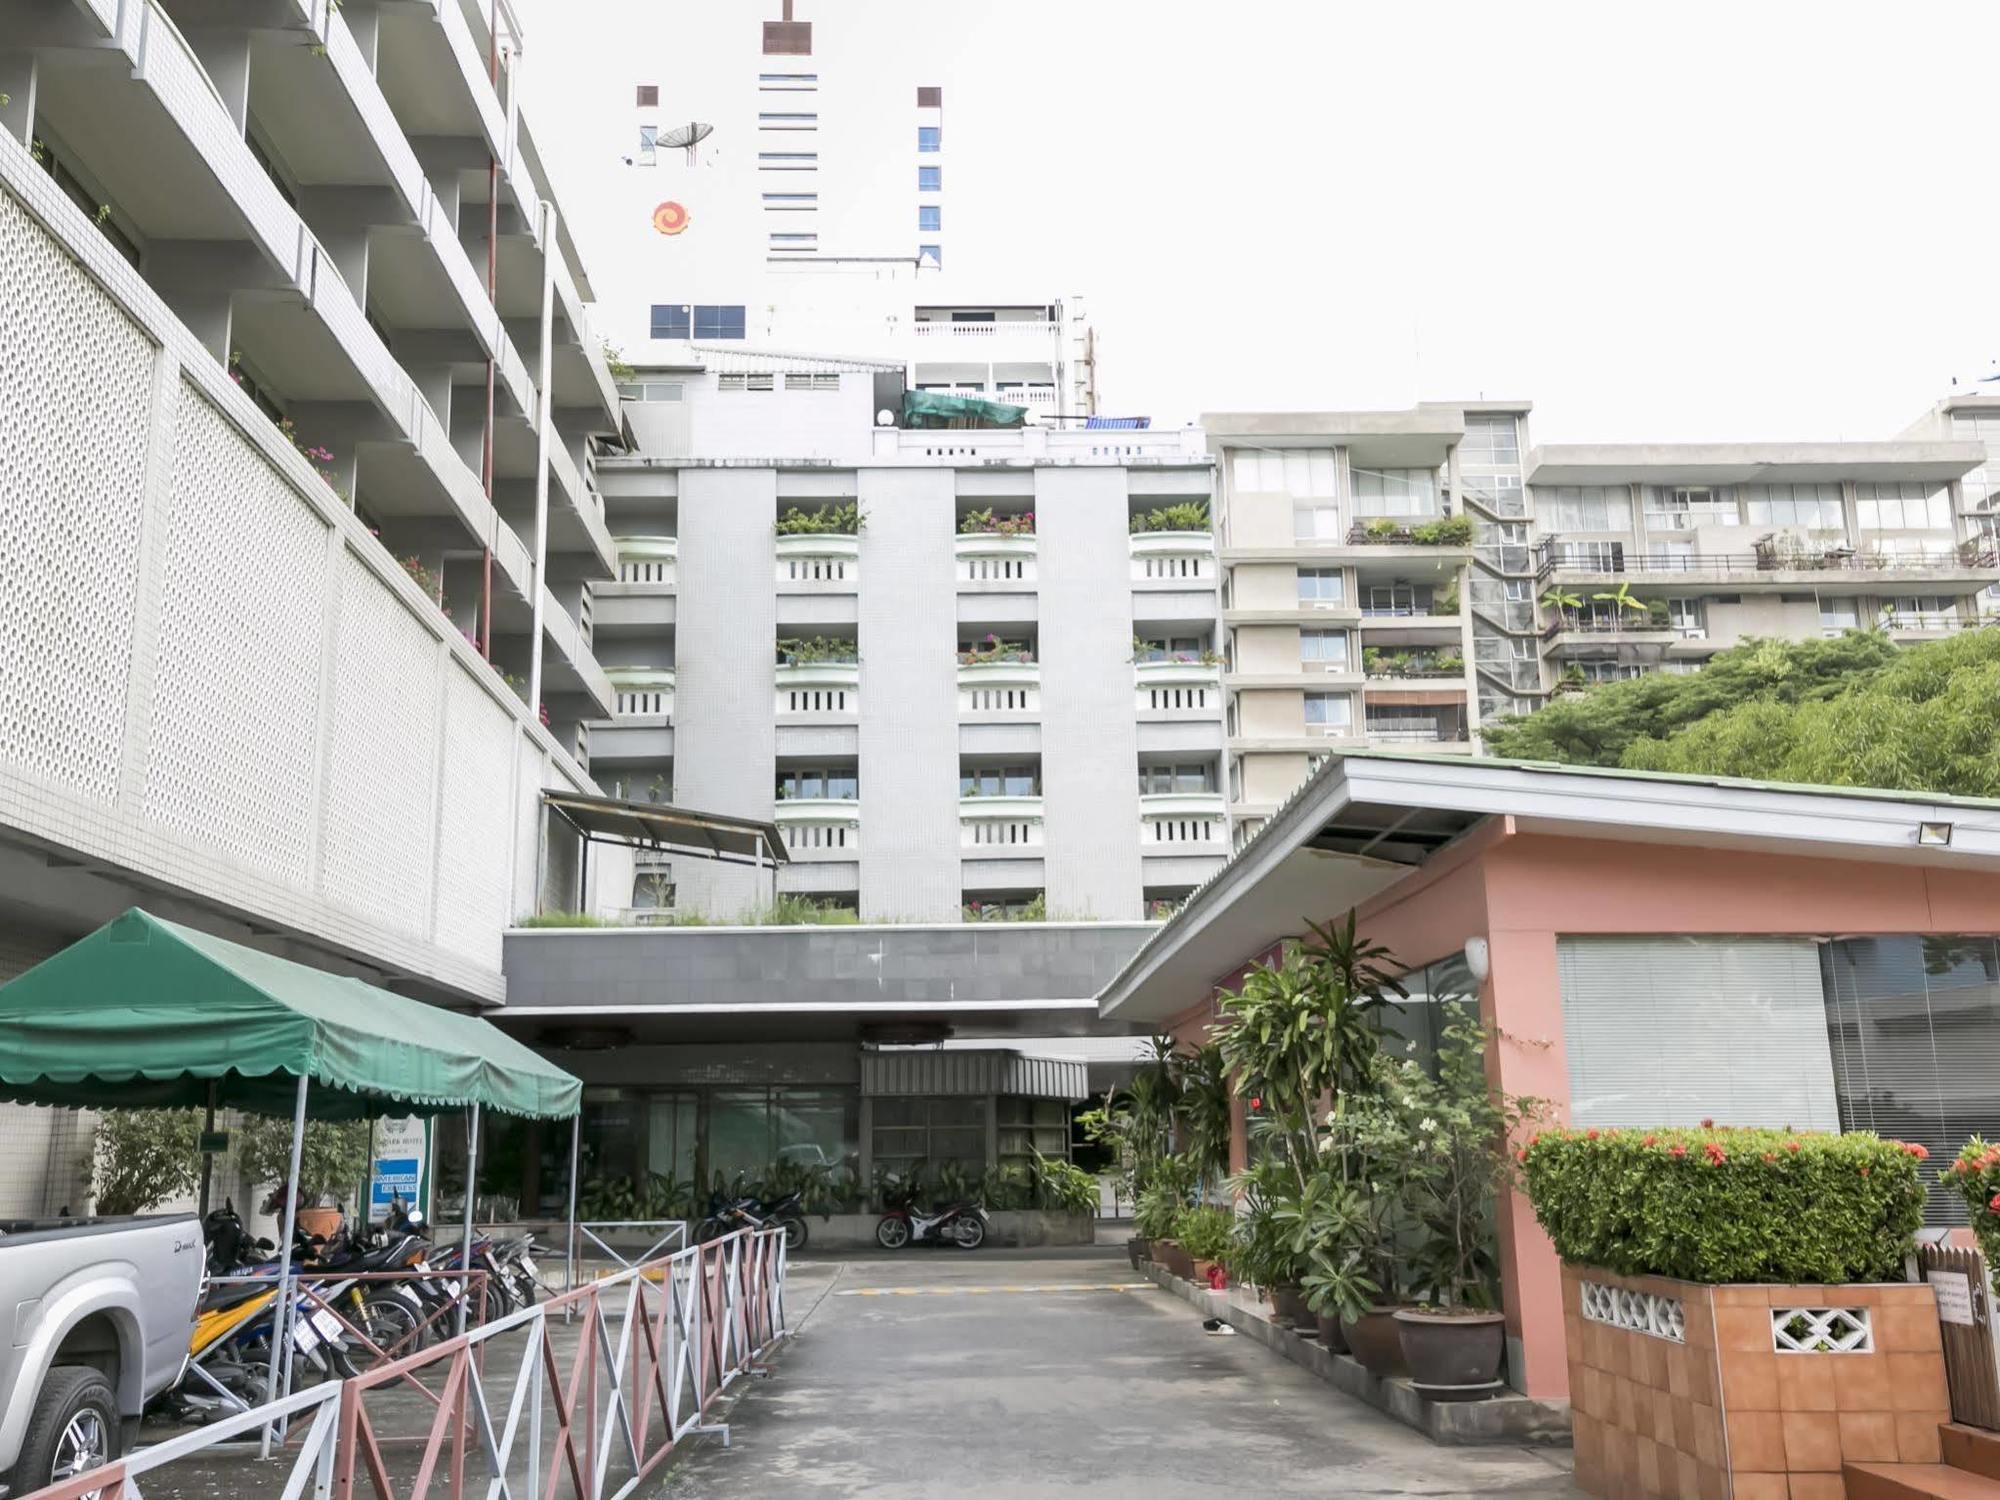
694, 1191, 809, 1251
874, 1200, 988, 1251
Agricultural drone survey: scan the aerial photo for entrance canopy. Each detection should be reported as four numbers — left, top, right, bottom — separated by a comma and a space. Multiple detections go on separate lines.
0, 909, 580, 1120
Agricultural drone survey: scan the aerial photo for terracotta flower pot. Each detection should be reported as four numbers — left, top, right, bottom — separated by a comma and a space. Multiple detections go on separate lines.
295, 1206, 342, 1241
1393, 1308, 1505, 1398
1127, 1236, 1150, 1271
1191, 1257, 1226, 1289
1315, 1313, 1349, 1353
1155, 1238, 1193, 1280
1339, 1306, 1411, 1377
1270, 1284, 1314, 1326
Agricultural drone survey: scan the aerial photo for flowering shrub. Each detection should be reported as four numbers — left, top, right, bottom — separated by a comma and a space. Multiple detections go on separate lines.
1520, 1125, 1924, 1284
958, 508, 1035, 537
958, 633, 1034, 666
1946, 1137, 2000, 1267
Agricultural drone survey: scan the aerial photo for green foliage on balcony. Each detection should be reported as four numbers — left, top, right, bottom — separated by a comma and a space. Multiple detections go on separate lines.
959, 507, 1036, 536
775, 502, 864, 536
776, 635, 859, 665
1128, 501, 1211, 535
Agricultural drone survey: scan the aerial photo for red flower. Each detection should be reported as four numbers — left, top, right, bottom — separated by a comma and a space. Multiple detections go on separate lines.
1700, 1117, 1715, 1129
1704, 1142, 1727, 1165
1784, 1141, 1801, 1154
1249, 1097, 1262, 1110
1642, 1134, 1658, 1147
1761, 1152, 1776, 1164
1669, 1144, 1688, 1159
1517, 1148, 1528, 1164
1859, 1166, 1871, 1178
1586, 1129, 1600, 1141
1905, 1143, 1931, 1161
1990, 1193, 2000, 1213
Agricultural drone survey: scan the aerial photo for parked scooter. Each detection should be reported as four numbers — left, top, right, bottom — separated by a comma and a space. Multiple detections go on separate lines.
694, 1191, 809, 1251
874, 1199, 988, 1251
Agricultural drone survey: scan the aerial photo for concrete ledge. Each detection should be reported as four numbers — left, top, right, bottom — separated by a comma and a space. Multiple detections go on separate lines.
1140, 1263, 1572, 1447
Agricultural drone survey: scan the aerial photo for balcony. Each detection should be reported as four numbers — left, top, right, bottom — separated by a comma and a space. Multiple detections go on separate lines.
608, 667, 675, 718
775, 660, 859, 717
1345, 518, 1475, 550
776, 532, 859, 588
958, 659, 1040, 716
955, 532, 1038, 585
616, 537, 678, 586
1134, 659, 1222, 715
1363, 711, 1471, 746
1139, 793, 1228, 849
1129, 530, 1215, 584
911, 320, 1061, 340
1537, 537, 2000, 586
1541, 613, 1676, 646
773, 798, 860, 856
960, 795, 1045, 852
1362, 650, 1465, 681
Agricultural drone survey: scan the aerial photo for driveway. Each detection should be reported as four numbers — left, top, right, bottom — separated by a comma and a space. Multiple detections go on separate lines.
664, 1246, 1579, 1498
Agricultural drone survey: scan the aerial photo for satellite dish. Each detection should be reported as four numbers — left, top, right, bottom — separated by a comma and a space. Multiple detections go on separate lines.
658, 122, 714, 166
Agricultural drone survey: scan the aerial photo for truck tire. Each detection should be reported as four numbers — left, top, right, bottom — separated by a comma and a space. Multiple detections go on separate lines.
9, 1367, 119, 1496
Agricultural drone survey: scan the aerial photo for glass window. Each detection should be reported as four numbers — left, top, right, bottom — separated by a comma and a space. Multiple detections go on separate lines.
918, 126, 942, 152
760, 112, 818, 130
919, 244, 942, 267
693, 305, 746, 339
1297, 567, 1344, 604
1458, 414, 1520, 468
777, 765, 858, 800
960, 764, 1039, 796
1232, 448, 1337, 498
1535, 485, 1633, 532
1646, 486, 1739, 529
1362, 582, 1427, 615
758, 152, 819, 170
1350, 467, 1439, 519
650, 304, 691, 339
636, 125, 658, 166
918, 205, 941, 232
1857, 482, 1951, 530
1743, 482, 1844, 529
918, 165, 941, 191
1292, 502, 1341, 541
1816, 597, 1855, 632
1303, 692, 1352, 728
1299, 628, 1348, 666
1138, 762, 1215, 794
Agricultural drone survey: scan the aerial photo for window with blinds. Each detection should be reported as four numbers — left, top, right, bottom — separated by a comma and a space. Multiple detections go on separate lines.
1556, 936, 1840, 1131
1822, 935, 2000, 1223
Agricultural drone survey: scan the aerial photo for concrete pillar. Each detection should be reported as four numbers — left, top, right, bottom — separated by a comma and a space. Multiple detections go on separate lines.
184, 30, 253, 137
342, 0, 383, 71
294, 187, 410, 306
405, 362, 455, 435
0, 52, 37, 147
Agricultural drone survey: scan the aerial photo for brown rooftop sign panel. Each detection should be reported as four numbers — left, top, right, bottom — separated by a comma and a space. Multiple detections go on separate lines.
917, 87, 942, 108
764, 1, 810, 55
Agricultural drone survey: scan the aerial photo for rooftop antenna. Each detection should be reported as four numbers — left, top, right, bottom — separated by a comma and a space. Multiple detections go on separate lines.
659, 121, 714, 167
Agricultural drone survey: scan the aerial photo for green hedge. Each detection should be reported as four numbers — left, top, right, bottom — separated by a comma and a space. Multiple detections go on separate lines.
1521, 1126, 1925, 1285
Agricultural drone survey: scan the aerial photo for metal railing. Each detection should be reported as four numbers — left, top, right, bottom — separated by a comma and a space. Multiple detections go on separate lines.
1538, 541, 1997, 578
26, 1228, 787, 1500
572, 1220, 691, 1276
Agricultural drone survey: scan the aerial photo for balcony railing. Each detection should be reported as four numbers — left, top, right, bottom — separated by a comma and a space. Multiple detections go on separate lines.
616, 536, 678, 585
1134, 660, 1221, 715
775, 532, 859, 587
955, 532, 1037, 584
773, 799, 860, 853
911, 320, 1061, 339
958, 659, 1040, 715
1365, 723, 1470, 744
1129, 530, 1215, 583
608, 667, 675, 717
1538, 538, 1998, 578
1139, 792, 1227, 847
959, 795, 1045, 850
775, 661, 859, 716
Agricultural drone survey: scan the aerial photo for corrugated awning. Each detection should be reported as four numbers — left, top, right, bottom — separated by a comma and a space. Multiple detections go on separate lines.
543, 791, 789, 865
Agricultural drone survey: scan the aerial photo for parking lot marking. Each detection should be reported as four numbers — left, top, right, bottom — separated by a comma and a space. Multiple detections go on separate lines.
835, 1282, 1156, 1297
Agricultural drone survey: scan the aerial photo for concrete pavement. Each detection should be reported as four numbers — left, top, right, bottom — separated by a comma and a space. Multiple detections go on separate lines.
663, 1245, 1579, 1498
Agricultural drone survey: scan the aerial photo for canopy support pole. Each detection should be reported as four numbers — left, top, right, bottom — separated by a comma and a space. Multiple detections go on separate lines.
197, 1078, 217, 1219
457, 1102, 481, 1337
578, 834, 591, 916
564, 1113, 580, 1301
259, 1074, 308, 1460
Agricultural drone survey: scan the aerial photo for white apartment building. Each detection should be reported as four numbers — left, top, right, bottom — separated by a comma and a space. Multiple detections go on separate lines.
0, 0, 633, 1206
604, 1, 1095, 414
1208, 407, 1996, 838
592, 357, 1224, 923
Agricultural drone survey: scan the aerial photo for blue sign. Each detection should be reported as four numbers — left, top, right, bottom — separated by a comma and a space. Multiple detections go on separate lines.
368, 1116, 429, 1220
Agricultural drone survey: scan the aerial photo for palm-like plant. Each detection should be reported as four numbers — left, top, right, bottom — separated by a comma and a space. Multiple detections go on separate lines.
1592, 581, 1649, 619
1540, 586, 1584, 624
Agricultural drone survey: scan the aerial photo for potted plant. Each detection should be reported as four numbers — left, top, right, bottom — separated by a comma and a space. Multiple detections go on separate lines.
1387, 1023, 1543, 1398
1175, 1204, 1235, 1287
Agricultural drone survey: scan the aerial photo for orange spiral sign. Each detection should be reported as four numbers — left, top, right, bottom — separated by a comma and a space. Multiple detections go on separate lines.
652, 201, 690, 235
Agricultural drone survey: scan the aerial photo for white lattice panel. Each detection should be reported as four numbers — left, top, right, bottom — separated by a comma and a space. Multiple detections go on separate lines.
0, 190, 152, 802
961, 819, 1042, 849
142, 386, 327, 885
775, 686, 855, 715
433, 667, 516, 969
318, 550, 440, 936
1132, 555, 1212, 581
958, 555, 1034, 583
1137, 684, 1216, 713
1579, 1280, 1686, 1343
1144, 817, 1226, 846
1772, 1307, 1872, 1354
776, 556, 854, 585
959, 685, 1040, 714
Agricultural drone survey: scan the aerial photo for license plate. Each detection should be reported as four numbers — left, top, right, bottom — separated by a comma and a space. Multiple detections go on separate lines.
292, 1319, 321, 1354
415, 1261, 432, 1273
445, 1279, 462, 1297
310, 1309, 344, 1341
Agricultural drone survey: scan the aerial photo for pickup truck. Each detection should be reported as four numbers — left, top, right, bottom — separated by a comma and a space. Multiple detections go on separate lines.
0, 1216, 203, 1499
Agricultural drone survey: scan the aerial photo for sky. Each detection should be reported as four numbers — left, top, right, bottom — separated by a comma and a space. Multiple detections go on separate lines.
514, 0, 2000, 444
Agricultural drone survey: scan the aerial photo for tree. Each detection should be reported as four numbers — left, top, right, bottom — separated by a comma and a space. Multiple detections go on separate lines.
1592, 581, 1648, 618
1483, 630, 1901, 768
238, 1116, 373, 1206
92, 1110, 202, 1215
1485, 627, 2000, 799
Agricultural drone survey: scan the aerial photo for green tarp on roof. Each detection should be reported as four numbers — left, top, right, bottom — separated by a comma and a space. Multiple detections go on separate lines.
901, 389, 1028, 429
0, 909, 580, 1120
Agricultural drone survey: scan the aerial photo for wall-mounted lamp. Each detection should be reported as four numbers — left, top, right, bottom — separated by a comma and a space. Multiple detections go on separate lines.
1918, 821, 1954, 847
1464, 936, 1491, 983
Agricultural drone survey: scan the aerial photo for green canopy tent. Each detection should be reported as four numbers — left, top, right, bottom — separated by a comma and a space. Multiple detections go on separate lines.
0, 908, 584, 1440
900, 389, 1028, 429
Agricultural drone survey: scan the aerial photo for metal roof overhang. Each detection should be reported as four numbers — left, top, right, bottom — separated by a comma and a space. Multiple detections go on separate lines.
542, 791, 789, 866
1098, 751, 2000, 1025
1525, 442, 1988, 485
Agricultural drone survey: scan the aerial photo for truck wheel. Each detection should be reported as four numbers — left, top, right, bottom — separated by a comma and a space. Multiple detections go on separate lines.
11, 1367, 119, 1497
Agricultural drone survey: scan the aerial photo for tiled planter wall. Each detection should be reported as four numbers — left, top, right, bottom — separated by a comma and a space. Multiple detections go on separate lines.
1562, 1264, 1948, 1500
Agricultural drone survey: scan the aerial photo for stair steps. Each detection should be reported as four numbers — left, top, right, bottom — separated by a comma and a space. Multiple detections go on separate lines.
1847, 1425, 2000, 1499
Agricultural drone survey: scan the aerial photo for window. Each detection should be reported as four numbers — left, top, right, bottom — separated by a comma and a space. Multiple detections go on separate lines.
1536, 485, 1633, 532
759, 73, 818, 90
1137, 762, 1216, 795
1459, 413, 1520, 468
919, 244, 942, 267
1303, 692, 1352, 730
759, 152, 819, 171
1350, 467, 1440, 519
760, 112, 818, 130
1857, 482, 1951, 530
1576, 661, 1649, 684
1299, 629, 1349, 667
1667, 597, 1705, 636
777, 765, 859, 800
1233, 448, 1337, 497
1648, 540, 1696, 569
636, 125, 658, 166
615, 380, 685, 403
1292, 502, 1341, 541
784, 372, 840, 392
1503, 578, 1532, 602
1297, 567, 1345, 604
653, 304, 746, 340
1362, 582, 1426, 616
961, 765, 1040, 797
1888, 595, 1955, 628
763, 192, 818, 210
1646, 486, 1739, 529
1551, 539, 1620, 570
917, 86, 943, 107
918, 165, 941, 191
918, 125, 942, 152
1135, 636, 1205, 661
960, 894, 1043, 923
718, 372, 776, 392
1744, 482, 1844, 529
918, 204, 941, 232
770, 232, 818, 251
635, 84, 658, 107
872, 1096, 984, 1175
